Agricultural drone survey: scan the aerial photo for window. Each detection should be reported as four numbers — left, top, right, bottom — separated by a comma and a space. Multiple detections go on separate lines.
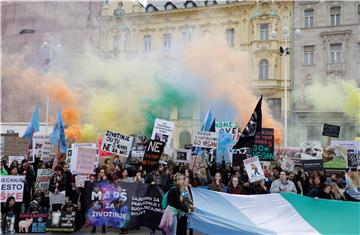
144, 35, 151, 52
330, 6, 341, 26
259, 59, 269, 80
267, 98, 281, 120
165, 3, 176, 10
205, 1, 217, 6
226, 28, 235, 47
304, 46, 314, 65
304, 9, 314, 28
330, 43, 342, 63
178, 105, 193, 119
113, 35, 121, 51
185, 1, 196, 8
182, 30, 191, 45
260, 23, 269, 41
163, 33, 172, 51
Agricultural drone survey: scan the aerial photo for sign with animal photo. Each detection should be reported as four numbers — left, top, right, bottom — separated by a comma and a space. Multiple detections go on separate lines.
46, 211, 75, 232
330, 140, 359, 170
275, 147, 302, 165
252, 128, 274, 161
32, 135, 51, 160
0, 175, 25, 202
323, 146, 348, 170
345, 172, 360, 201
322, 123, 341, 138
192, 131, 218, 149
18, 213, 48, 233
129, 151, 145, 164
101, 130, 133, 157
3, 136, 29, 156
243, 156, 265, 183
142, 140, 165, 166
173, 149, 191, 163
35, 169, 53, 195
49, 191, 66, 211
151, 119, 175, 149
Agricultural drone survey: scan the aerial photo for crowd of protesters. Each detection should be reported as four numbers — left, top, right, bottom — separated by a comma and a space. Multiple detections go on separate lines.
0, 150, 357, 234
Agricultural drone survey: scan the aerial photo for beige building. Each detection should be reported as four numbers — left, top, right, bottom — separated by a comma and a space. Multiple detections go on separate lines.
292, 1, 359, 143
99, 0, 293, 148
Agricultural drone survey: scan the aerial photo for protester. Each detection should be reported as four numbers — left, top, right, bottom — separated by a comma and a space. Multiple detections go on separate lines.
307, 176, 323, 198
319, 184, 332, 199
119, 169, 132, 183
133, 170, 145, 183
227, 175, 244, 194
209, 172, 225, 192
145, 164, 169, 186
1, 196, 20, 233
270, 171, 297, 193
330, 182, 346, 200
1, 160, 9, 175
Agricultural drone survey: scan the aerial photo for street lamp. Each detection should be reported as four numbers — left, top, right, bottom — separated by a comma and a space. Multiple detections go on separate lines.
271, 18, 300, 148
41, 41, 62, 135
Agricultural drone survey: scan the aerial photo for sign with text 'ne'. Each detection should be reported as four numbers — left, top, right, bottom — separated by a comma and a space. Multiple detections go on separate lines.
143, 140, 165, 166
101, 130, 133, 157
192, 131, 218, 149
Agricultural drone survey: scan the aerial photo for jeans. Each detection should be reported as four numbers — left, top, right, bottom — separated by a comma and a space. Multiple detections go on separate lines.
171, 213, 178, 235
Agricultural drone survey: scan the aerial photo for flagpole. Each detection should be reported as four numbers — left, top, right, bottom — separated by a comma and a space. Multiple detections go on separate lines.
57, 139, 60, 161
45, 97, 50, 135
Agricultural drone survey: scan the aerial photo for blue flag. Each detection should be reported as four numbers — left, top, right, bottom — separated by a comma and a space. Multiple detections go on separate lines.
195, 109, 216, 155
50, 110, 67, 154
22, 105, 40, 139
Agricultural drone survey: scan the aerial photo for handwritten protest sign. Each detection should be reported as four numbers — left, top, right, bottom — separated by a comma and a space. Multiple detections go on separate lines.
35, 169, 53, 194
243, 156, 265, 183
0, 175, 25, 202
3, 136, 29, 156
252, 128, 274, 161
70, 143, 96, 173
76, 147, 97, 175
101, 130, 133, 157
192, 131, 218, 149
322, 123, 341, 138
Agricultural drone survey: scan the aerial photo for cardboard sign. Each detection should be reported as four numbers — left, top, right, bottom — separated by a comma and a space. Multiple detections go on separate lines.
101, 130, 133, 157
243, 156, 265, 183
173, 149, 191, 163
252, 128, 274, 161
322, 124, 341, 138
331, 140, 359, 169
46, 211, 75, 232
19, 213, 48, 233
142, 140, 165, 166
0, 175, 25, 202
3, 136, 29, 156
35, 169, 53, 194
151, 118, 175, 144
70, 143, 96, 174
76, 147, 97, 175
192, 131, 218, 149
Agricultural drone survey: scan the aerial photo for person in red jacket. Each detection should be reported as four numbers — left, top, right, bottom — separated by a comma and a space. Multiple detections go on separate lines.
227, 175, 244, 195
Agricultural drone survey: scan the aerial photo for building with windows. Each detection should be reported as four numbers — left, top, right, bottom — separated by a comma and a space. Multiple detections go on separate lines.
292, 1, 359, 143
99, 0, 292, 148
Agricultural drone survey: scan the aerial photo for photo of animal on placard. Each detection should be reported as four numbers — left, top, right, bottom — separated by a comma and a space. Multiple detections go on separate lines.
18, 218, 33, 233
301, 142, 323, 160
323, 146, 348, 169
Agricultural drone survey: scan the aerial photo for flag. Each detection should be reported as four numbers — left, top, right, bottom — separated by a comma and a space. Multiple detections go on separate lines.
195, 108, 216, 155
22, 105, 40, 139
233, 95, 262, 149
50, 110, 67, 154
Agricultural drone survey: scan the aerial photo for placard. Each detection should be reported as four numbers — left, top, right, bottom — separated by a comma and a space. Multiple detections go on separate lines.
189, 156, 206, 174
243, 156, 265, 183
301, 141, 323, 172
192, 131, 218, 149
32, 135, 51, 161
0, 175, 25, 202
8, 155, 25, 167
19, 213, 48, 233
330, 140, 359, 169
129, 151, 145, 164
75, 175, 87, 188
101, 130, 133, 157
142, 140, 165, 166
49, 191, 66, 211
70, 143, 96, 173
35, 169, 53, 194
46, 212, 75, 232
252, 128, 274, 161
173, 149, 191, 163
98, 136, 112, 157
322, 123, 341, 138
215, 121, 241, 142
151, 119, 175, 149
76, 147, 97, 175
3, 136, 29, 156
275, 147, 302, 165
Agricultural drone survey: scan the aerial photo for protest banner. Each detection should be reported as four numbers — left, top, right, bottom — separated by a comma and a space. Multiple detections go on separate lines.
70, 143, 96, 173
32, 135, 51, 161
18, 213, 48, 233
85, 181, 166, 229
192, 131, 218, 149
189, 156, 206, 174
330, 140, 359, 170
275, 147, 302, 165
128, 151, 145, 164
300, 141, 324, 172
322, 123, 341, 138
243, 156, 265, 183
151, 119, 175, 149
252, 128, 274, 161
98, 136, 112, 157
101, 130, 133, 157
215, 121, 241, 142
173, 149, 191, 163
75, 175, 88, 188
7, 155, 25, 167
40, 142, 52, 162
76, 147, 97, 175
46, 212, 75, 232
35, 169, 53, 194
49, 191, 66, 211
142, 140, 165, 166
3, 136, 29, 156
0, 175, 25, 202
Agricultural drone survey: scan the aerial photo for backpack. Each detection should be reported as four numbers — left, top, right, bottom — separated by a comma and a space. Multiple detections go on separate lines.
161, 186, 177, 209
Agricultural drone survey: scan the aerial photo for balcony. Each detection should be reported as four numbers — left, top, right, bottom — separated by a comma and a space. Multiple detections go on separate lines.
253, 79, 290, 96
326, 63, 345, 74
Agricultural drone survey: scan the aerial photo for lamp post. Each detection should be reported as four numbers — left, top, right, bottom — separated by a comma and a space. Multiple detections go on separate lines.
271, 17, 300, 148
41, 41, 62, 135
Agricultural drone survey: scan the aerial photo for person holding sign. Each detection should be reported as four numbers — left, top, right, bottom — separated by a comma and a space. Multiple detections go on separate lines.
270, 171, 297, 193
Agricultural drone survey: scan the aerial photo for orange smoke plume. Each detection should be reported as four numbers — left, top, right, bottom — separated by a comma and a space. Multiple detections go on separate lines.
65, 124, 81, 142
63, 108, 80, 126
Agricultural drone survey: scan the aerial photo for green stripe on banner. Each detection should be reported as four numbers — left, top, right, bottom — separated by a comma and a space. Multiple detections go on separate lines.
281, 193, 360, 235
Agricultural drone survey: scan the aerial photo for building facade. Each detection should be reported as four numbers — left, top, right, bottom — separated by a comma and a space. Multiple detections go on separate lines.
292, 1, 359, 143
99, 0, 293, 148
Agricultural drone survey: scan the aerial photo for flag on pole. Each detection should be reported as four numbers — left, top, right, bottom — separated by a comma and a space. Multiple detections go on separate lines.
50, 110, 67, 154
233, 95, 262, 150
22, 105, 40, 139
195, 108, 216, 155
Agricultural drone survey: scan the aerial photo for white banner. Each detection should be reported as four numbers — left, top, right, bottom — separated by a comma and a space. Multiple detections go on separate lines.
101, 130, 133, 157
243, 156, 265, 183
7, 155, 25, 167
151, 119, 175, 150
70, 143, 96, 174
192, 131, 218, 149
0, 175, 25, 202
